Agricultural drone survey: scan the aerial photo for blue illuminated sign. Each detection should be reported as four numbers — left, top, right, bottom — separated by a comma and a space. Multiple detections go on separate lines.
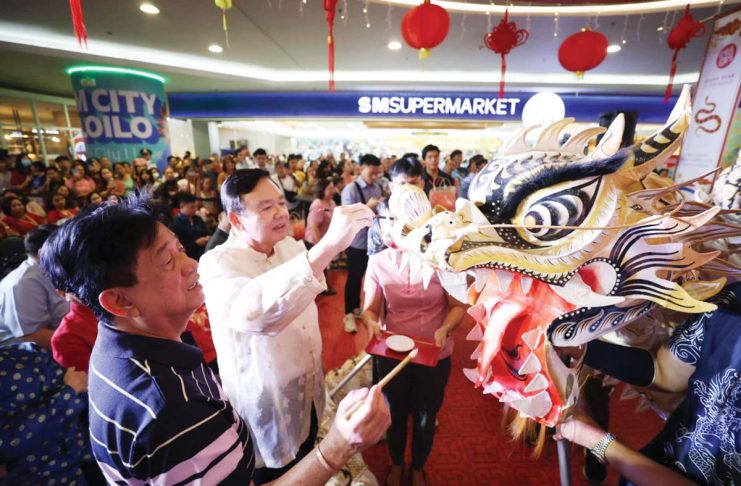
168, 91, 680, 124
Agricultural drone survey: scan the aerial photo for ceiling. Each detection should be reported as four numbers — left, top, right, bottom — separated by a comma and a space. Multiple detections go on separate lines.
0, 0, 735, 98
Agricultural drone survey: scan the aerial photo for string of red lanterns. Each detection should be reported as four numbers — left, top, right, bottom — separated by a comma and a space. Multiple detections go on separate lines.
66, 1, 711, 96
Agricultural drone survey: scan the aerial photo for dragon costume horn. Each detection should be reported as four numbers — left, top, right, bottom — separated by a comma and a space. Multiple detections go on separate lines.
630, 85, 692, 177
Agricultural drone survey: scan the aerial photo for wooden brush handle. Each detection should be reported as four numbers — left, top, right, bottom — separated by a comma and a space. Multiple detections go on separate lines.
343, 349, 417, 421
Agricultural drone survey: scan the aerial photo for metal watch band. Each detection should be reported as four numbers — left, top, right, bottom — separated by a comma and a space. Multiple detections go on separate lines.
591, 432, 616, 464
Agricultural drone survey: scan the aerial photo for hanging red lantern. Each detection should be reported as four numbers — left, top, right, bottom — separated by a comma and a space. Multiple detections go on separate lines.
401, 0, 450, 60
324, 0, 338, 92
665, 5, 705, 103
69, 0, 87, 47
558, 29, 608, 78
484, 9, 528, 98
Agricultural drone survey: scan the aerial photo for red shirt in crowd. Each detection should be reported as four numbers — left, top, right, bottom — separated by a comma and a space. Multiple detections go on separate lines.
51, 300, 98, 372
47, 207, 79, 224
51, 302, 218, 373
186, 303, 217, 365
3, 212, 43, 236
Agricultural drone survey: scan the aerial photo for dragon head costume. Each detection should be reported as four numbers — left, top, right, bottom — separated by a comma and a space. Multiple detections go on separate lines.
380, 86, 741, 429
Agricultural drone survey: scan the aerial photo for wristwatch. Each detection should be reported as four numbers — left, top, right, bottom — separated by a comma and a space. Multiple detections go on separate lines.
591, 432, 616, 464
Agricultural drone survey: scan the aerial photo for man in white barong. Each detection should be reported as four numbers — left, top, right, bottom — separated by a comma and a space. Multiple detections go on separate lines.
199, 168, 375, 485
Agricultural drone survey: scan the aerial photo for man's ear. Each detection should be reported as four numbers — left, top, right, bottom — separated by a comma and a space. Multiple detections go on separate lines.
227, 211, 243, 231
99, 289, 140, 319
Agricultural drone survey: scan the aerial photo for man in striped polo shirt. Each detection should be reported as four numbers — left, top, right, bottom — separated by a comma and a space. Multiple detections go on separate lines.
40, 196, 390, 485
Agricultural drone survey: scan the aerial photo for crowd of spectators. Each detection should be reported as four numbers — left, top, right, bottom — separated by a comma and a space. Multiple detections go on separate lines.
0, 143, 483, 485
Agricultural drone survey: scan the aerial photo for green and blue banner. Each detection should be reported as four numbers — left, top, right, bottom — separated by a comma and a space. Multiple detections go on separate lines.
69, 66, 170, 168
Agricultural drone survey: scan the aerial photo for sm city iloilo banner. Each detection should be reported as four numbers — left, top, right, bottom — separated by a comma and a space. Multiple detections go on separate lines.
69, 67, 170, 168
676, 7, 741, 182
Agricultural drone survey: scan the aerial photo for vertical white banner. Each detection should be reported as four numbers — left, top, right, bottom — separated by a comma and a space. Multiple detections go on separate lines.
676, 7, 741, 182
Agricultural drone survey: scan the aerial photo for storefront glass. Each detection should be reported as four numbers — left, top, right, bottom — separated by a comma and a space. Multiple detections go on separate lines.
0, 90, 80, 164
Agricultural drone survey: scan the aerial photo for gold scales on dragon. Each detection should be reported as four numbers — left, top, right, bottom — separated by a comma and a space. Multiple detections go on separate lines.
377, 85, 741, 432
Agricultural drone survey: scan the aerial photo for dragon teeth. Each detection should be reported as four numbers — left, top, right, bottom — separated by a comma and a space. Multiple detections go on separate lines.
520, 276, 533, 294
462, 367, 478, 384
398, 252, 410, 273
482, 379, 504, 396
518, 352, 542, 375
409, 256, 423, 282
466, 323, 484, 341
474, 270, 491, 293
437, 270, 469, 304
495, 270, 514, 293
523, 373, 549, 393
521, 329, 542, 351
422, 263, 435, 290
512, 390, 552, 419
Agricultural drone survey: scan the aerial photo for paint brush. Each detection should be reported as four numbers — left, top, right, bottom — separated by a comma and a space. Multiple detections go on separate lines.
322, 208, 395, 220
343, 348, 418, 421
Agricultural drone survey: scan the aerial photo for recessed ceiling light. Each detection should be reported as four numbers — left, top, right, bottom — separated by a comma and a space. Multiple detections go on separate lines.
657, 26, 664, 32
139, 3, 160, 15
388, 40, 402, 50
208, 44, 223, 53
607, 44, 622, 53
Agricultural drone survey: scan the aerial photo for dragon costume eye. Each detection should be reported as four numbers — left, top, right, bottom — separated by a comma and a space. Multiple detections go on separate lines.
518, 177, 601, 242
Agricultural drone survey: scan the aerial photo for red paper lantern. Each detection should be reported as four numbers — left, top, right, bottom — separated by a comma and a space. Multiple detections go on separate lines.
401, 0, 450, 60
665, 5, 705, 103
485, 9, 528, 98
558, 29, 608, 78
324, 0, 338, 92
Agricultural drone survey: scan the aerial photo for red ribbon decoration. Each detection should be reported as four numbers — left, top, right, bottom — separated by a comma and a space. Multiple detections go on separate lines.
69, 0, 87, 48
665, 4, 706, 103
484, 9, 528, 98
324, 0, 338, 92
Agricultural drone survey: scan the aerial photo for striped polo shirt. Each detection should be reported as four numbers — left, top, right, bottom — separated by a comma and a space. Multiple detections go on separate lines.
88, 322, 254, 485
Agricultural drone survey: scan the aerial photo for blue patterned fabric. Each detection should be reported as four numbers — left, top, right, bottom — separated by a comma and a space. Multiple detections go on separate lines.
641, 283, 741, 485
0, 342, 90, 485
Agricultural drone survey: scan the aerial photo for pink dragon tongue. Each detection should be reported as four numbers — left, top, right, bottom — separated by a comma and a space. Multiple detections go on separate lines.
475, 301, 524, 387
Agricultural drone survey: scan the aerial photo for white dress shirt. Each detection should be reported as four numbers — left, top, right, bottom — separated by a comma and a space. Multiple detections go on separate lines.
199, 234, 326, 468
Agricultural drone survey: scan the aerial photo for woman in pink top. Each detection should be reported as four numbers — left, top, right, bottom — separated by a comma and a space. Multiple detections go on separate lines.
305, 178, 337, 295
65, 163, 96, 199
361, 157, 466, 486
